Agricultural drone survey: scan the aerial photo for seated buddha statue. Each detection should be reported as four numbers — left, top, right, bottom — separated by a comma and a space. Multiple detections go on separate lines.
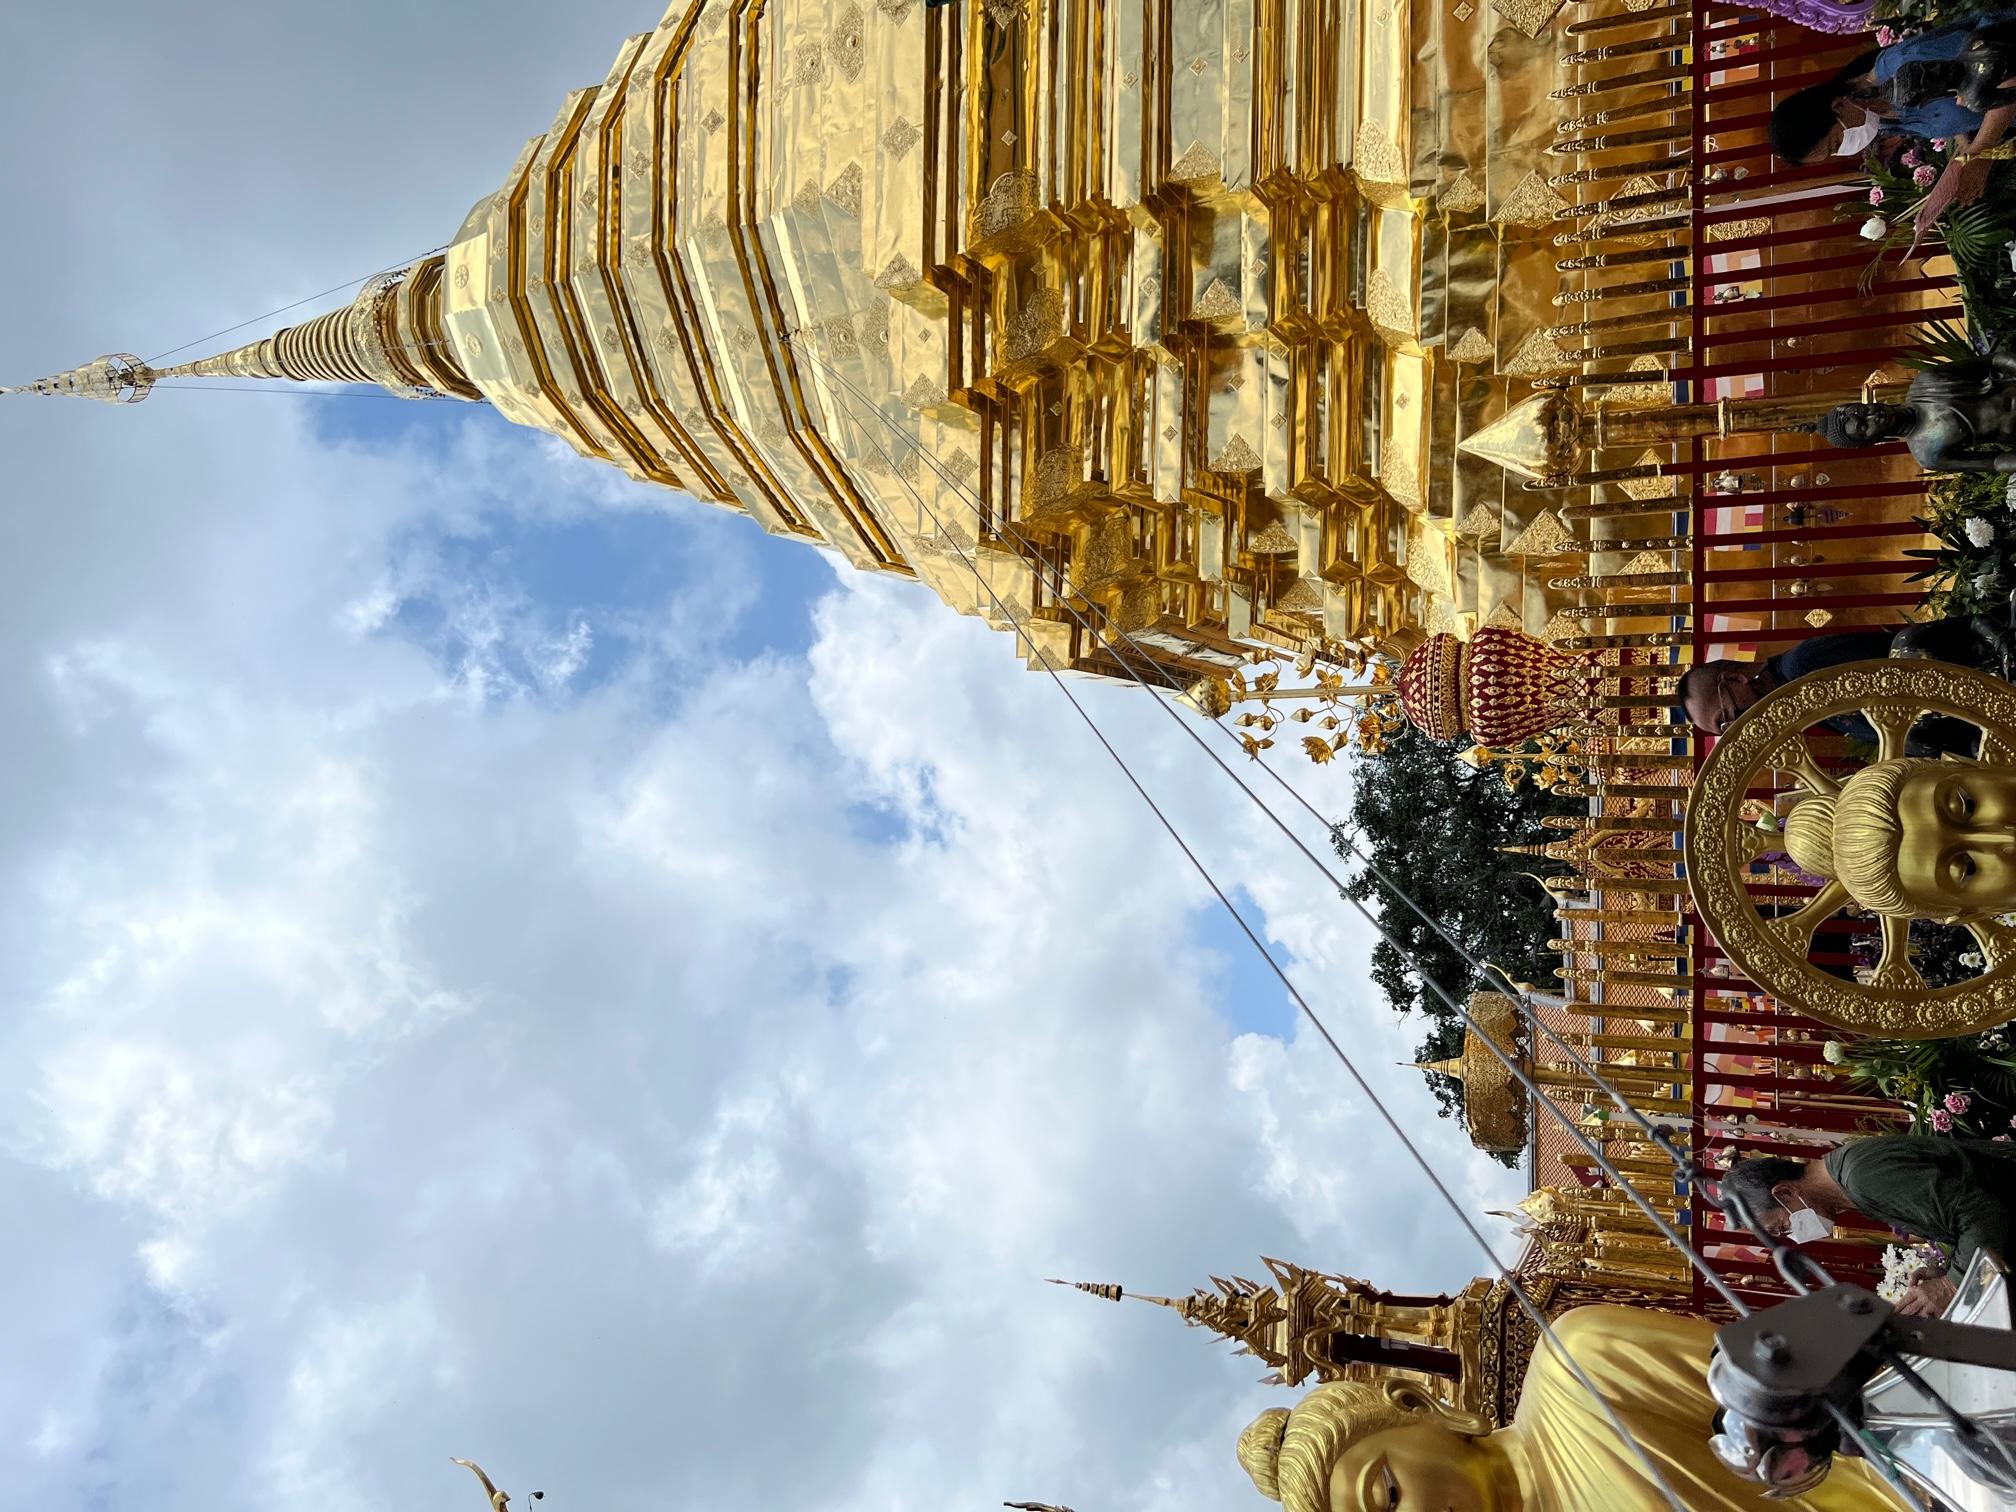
1234, 1306, 1908, 1511
1817, 337, 2016, 475
1782, 757, 2016, 920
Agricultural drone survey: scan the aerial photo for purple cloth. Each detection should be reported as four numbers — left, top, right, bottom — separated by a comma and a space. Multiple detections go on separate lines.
1742, 0, 1874, 35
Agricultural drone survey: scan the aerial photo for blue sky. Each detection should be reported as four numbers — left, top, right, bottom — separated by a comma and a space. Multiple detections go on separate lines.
0, 7, 1525, 1511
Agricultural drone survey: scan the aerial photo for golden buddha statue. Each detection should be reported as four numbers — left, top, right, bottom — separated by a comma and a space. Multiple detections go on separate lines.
1234, 1307, 1908, 1511
1783, 760, 2016, 921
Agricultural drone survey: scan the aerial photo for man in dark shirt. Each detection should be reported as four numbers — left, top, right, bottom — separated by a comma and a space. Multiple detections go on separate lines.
1677, 617, 2013, 753
1725, 1138, 2016, 1316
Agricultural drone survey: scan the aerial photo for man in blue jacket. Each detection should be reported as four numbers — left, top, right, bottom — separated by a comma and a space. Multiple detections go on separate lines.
1677, 616, 2012, 752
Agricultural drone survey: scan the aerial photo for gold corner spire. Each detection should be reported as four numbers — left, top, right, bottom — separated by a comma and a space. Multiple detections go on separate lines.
450, 1459, 511, 1512
1046, 1277, 1196, 1310
1047, 1277, 1122, 1302
6, 260, 478, 407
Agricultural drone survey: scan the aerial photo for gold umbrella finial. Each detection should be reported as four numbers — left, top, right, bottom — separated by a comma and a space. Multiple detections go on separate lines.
1, 352, 156, 404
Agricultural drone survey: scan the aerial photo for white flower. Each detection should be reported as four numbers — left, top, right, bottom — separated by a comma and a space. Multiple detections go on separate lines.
1861, 216, 1889, 240
2003, 474, 2016, 508
1880, 1243, 1944, 1303
1962, 951, 1987, 969
1966, 516, 1997, 548
1822, 1040, 1846, 1064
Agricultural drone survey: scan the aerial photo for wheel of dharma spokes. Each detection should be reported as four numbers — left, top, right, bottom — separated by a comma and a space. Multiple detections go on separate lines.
1684, 658, 2016, 1040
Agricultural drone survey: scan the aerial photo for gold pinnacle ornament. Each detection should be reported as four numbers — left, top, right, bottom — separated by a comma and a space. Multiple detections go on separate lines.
1457, 383, 1902, 488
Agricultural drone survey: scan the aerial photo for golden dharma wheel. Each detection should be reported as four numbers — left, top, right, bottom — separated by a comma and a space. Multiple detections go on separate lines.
1684, 659, 2016, 1040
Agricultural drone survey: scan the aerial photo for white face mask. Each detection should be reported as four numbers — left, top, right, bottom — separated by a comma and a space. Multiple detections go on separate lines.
1780, 1193, 1832, 1244
1835, 115, 1882, 158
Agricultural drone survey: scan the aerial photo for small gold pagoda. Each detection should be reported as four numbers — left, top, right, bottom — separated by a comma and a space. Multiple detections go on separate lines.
1056, 1223, 1679, 1429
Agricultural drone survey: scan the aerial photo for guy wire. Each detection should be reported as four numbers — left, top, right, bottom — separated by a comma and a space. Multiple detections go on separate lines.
804, 352, 1690, 1511
794, 350, 1952, 1504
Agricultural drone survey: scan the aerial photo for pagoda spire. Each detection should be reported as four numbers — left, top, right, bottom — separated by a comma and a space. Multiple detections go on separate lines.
5, 259, 480, 406
0, 352, 156, 404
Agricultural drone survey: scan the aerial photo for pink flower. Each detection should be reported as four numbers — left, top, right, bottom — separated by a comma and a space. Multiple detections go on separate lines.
1934, 138, 1950, 151
1877, 24, 1898, 44
1998, 1135, 2012, 1143
1946, 1091, 1973, 1114
1931, 1108, 1955, 1132
1904, 149, 1922, 168
1869, 187, 1886, 205
1915, 164, 1938, 186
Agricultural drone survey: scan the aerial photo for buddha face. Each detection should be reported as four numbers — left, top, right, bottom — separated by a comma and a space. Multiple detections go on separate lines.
1329, 1421, 1507, 1511
1894, 764, 2016, 917
1826, 403, 1913, 448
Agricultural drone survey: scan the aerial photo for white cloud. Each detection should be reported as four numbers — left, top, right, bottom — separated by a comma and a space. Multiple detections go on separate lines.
0, 478, 1523, 1510
532, 617, 593, 690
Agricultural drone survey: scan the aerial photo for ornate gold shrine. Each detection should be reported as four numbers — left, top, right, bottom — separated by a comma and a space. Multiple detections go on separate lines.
1055, 1214, 1680, 1430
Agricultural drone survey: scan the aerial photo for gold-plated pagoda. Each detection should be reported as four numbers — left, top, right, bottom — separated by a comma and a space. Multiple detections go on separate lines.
12, 0, 1686, 684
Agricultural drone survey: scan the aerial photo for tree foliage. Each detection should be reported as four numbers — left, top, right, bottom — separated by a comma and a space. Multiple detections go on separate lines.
1331, 724, 1579, 1165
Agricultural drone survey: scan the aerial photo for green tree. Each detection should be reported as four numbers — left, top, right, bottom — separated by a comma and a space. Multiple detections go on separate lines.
1332, 724, 1579, 1165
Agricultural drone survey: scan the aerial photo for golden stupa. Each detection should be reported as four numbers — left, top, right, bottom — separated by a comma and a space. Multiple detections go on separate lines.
8, 0, 1596, 681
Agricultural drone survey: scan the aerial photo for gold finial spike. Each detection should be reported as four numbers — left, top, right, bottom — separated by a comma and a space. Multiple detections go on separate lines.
451, 1460, 512, 1512
11, 261, 479, 408
1047, 1278, 1124, 1302
1048, 1277, 1196, 1311
2, 352, 156, 404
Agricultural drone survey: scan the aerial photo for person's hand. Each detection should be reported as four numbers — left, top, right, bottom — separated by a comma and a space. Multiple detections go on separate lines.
1896, 1268, 1958, 1317
1970, 614, 2016, 673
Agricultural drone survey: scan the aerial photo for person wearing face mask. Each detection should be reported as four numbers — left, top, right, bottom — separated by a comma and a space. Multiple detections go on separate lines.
1832, 111, 1886, 158
1724, 1140, 2016, 1318
1771, 21, 2016, 195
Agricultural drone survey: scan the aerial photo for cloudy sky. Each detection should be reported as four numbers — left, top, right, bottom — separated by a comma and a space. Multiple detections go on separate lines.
0, 7, 1523, 1509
